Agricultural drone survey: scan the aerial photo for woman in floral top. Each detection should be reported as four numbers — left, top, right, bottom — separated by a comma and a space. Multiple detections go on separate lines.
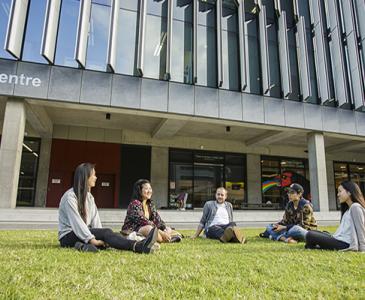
122, 179, 181, 243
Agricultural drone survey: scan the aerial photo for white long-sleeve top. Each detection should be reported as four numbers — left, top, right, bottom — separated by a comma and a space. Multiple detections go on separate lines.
58, 188, 102, 243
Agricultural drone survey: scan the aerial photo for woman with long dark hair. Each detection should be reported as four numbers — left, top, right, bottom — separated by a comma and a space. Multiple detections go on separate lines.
305, 181, 365, 251
58, 163, 158, 253
122, 179, 182, 243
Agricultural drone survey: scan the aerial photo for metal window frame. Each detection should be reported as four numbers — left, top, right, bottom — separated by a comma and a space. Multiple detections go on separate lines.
106, 0, 120, 72
217, 0, 223, 87
258, 4, 271, 95
41, 0, 61, 64
136, 0, 147, 76
75, 0, 91, 68
296, 16, 312, 101
193, 0, 198, 83
237, 0, 247, 90
5, 0, 29, 59
277, 10, 292, 98
164, 0, 174, 80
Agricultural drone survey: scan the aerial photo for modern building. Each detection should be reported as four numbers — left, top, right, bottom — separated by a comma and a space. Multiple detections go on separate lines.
0, 0, 365, 214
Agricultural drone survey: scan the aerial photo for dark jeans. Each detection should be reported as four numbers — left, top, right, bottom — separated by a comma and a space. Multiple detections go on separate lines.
60, 228, 135, 251
205, 222, 237, 240
305, 230, 349, 250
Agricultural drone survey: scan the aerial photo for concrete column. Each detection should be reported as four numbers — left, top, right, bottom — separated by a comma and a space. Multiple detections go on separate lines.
34, 137, 52, 207
246, 154, 262, 205
150, 146, 168, 208
307, 132, 329, 211
0, 99, 26, 208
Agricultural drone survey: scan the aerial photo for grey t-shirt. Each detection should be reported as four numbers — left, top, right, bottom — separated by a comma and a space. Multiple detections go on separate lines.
58, 188, 102, 243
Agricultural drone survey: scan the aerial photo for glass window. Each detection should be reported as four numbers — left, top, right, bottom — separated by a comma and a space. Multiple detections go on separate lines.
280, 0, 300, 100
143, 0, 168, 80
334, 162, 365, 210
196, 0, 217, 87
296, 0, 318, 103
261, 156, 310, 209
22, 0, 48, 63
265, 0, 281, 97
54, 0, 80, 67
169, 149, 246, 209
17, 138, 41, 207
221, 0, 240, 91
115, 5, 139, 75
244, 1, 262, 94
170, 0, 193, 84
0, 0, 14, 59
85, 0, 111, 71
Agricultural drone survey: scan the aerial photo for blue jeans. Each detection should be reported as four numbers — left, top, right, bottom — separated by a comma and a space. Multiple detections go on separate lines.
265, 224, 308, 241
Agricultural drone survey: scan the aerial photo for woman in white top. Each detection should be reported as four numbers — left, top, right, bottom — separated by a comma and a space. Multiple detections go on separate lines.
305, 181, 365, 251
58, 163, 158, 253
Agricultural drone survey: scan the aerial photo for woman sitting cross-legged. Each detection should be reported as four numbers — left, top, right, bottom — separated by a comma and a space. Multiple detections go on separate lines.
58, 163, 158, 253
305, 181, 365, 251
122, 179, 182, 243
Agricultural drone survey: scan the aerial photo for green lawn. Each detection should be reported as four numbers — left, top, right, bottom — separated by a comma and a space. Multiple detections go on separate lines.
0, 228, 364, 300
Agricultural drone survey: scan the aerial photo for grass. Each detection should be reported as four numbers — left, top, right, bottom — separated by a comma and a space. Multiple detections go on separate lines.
0, 227, 364, 300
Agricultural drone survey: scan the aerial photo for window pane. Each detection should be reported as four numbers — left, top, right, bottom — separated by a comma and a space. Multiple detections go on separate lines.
244, 7, 262, 94
17, 138, 41, 207
196, 0, 217, 87
0, 0, 13, 59
144, 15, 167, 79
170, 0, 193, 84
349, 164, 365, 195
115, 8, 139, 75
85, 1, 111, 71
221, 1, 240, 90
55, 0, 80, 67
261, 157, 310, 209
22, 0, 48, 63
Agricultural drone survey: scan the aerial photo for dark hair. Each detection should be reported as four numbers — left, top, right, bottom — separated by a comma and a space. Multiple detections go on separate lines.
339, 181, 365, 216
131, 179, 151, 202
73, 163, 95, 222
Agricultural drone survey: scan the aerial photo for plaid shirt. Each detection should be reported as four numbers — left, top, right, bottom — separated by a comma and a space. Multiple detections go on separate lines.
121, 199, 166, 234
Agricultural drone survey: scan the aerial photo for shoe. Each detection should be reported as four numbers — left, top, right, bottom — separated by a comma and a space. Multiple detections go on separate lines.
220, 227, 234, 243
232, 227, 246, 244
134, 227, 159, 254
170, 235, 182, 243
74, 241, 99, 253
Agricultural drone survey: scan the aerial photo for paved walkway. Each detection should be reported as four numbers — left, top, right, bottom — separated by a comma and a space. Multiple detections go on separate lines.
0, 208, 341, 230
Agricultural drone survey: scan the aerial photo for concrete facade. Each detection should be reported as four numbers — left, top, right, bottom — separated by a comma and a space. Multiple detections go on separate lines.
0, 99, 26, 208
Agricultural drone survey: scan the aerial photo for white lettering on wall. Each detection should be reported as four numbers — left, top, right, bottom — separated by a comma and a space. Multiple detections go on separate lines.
0, 73, 42, 87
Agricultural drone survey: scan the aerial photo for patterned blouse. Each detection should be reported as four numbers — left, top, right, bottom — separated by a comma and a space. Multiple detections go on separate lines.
121, 199, 166, 234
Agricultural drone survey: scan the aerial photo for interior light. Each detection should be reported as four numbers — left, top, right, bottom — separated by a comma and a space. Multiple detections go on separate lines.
22, 143, 33, 152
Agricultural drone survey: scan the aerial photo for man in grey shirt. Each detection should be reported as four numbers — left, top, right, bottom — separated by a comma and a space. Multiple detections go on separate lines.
191, 187, 246, 243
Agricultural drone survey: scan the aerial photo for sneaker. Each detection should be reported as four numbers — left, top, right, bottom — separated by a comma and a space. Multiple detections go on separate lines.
232, 227, 246, 244
74, 241, 99, 253
220, 227, 234, 243
170, 235, 182, 243
134, 227, 159, 254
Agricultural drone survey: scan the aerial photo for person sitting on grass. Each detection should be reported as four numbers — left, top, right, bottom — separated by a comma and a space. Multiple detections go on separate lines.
191, 187, 246, 243
58, 163, 158, 253
260, 183, 317, 243
121, 179, 182, 243
305, 181, 365, 251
